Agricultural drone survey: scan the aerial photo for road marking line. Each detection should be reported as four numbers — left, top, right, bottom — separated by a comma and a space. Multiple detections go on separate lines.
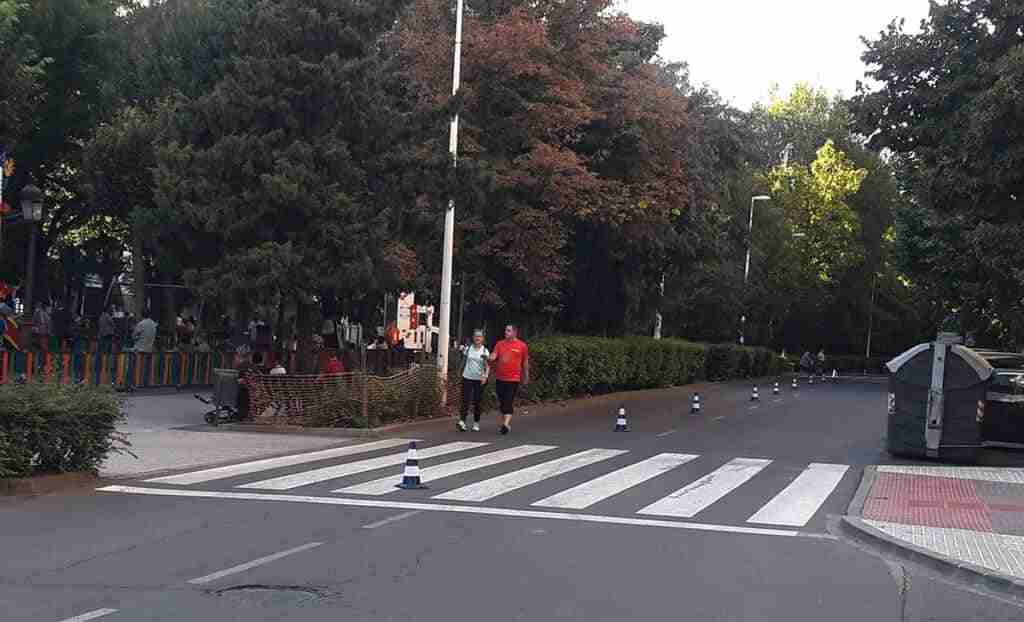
187, 541, 323, 585
239, 442, 486, 490
336, 445, 556, 495
98, 485, 829, 539
532, 453, 699, 510
655, 430, 676, 437
362, 510, 422, 529
145, 439, 413, 485
713, 416, 725, 421
59, 609, 118, 622
748, 463, 850, 527
433, 449, 626, 502
638, 457, 772, 518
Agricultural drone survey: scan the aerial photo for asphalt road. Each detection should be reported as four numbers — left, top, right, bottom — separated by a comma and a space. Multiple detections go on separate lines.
3, 379, 1024, 621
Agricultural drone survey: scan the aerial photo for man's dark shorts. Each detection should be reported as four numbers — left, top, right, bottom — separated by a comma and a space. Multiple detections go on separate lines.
495, 379, 520, 415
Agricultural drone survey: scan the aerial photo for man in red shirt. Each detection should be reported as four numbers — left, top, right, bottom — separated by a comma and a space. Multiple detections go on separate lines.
489, 324, 529, 435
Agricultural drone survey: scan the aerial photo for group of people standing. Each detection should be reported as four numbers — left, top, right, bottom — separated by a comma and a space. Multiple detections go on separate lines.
457, 324, 529, 436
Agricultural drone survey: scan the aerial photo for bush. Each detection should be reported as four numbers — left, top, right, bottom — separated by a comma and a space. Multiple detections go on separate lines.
521, 337, 784, 402
823, 355, 890, 374
0, 381, 131, 478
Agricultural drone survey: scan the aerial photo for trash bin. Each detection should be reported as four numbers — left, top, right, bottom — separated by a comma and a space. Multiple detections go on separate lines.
886, 335, 994, 462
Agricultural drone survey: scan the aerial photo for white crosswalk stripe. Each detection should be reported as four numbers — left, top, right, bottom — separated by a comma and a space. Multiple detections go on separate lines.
133, 441, 852, 529
637, 457, 772, 518
747, 462, 850, 526
433, 448, 627, 502
335, 444, 557, 495
238, 442, 487, 490
532, 453, 699, 510
145, 438, 414, 486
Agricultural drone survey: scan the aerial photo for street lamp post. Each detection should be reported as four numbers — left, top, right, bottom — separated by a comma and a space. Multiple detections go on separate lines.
740, 195, 771, 345
436, 0, 464, 400
21, 183, 43, 316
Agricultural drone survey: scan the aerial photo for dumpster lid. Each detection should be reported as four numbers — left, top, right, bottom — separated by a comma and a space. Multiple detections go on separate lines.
886, 343, 995, 380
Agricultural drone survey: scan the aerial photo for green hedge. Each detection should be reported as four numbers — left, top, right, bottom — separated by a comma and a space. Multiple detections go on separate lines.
519, 337, 785, 402
0, 381, 131, 478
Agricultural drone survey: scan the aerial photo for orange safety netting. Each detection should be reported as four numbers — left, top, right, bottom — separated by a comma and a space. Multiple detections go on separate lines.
245, 365, 450, 428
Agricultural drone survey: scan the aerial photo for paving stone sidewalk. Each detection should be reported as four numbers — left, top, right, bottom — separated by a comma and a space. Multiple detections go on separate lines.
847, 464, 1024, 585
102, 392, 357, 479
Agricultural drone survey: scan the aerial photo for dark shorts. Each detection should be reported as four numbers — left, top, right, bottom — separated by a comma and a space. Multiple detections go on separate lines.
495, 380, 520, 415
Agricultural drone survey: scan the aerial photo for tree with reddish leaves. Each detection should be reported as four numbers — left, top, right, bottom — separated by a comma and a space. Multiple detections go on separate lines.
393, 0, 696, 333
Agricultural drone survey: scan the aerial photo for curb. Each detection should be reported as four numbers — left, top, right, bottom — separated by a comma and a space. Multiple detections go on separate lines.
0, 472, 99, 497
838, 516, 1024, 599
840, 466, 1024, 598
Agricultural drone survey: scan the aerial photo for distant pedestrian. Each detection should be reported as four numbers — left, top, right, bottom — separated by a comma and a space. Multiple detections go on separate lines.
799, 351, 814, 376
98, 307, 116, 353
817, 348, 826, 375
132, 313, 158, 353
489, 324, 529, 435
322, 352, 344, 375
457, 329, 490, 432
51, 304, 73, 351
33, 304, 51, 351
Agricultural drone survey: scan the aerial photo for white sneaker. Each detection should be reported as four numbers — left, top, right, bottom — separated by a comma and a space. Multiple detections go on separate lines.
471, 422, 480, 432
456, 420, 467, 432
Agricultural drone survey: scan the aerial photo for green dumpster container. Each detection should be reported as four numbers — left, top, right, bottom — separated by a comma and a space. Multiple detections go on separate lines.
886, 336, 994, 462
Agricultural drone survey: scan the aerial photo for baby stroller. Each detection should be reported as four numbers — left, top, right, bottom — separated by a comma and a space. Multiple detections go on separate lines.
194, 368, 243, 425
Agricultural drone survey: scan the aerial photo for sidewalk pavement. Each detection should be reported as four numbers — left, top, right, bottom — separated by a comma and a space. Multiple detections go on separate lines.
102, 393, 357, 479
845, 464, 1024, 592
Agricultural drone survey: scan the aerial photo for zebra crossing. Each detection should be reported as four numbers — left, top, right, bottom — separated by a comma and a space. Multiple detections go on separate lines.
111, 439, 853, 532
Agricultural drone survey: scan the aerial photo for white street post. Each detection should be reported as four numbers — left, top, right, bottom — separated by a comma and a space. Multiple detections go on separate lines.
437, 0, 464, 402
740, 195, 770, 345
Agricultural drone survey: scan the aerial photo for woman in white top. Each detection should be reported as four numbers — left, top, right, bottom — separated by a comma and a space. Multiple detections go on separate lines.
457, 329, 490, 432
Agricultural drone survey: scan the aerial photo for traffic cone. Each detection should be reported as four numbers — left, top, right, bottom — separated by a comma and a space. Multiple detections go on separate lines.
832, 369, 838, 380
791, 377, 798, 390
751, 386, 760, 401
690, 393, 701, 414
395, 441, 428, 489
773, 381, 780, 395
809, 375, 815, 385
614, 406, 629, 432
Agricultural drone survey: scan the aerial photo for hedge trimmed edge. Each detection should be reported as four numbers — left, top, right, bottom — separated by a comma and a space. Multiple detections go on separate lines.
522, 337, 786, 402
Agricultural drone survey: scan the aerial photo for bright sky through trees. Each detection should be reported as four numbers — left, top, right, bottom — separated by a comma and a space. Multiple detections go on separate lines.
620, 0, 930, 110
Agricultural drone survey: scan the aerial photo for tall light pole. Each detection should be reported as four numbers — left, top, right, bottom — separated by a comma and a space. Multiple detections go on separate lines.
437, 0, 464, 396
739, 195, 771, 345
21, 183, 43, 316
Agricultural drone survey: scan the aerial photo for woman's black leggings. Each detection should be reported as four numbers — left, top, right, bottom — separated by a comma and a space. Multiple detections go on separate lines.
460, 378, 483, 422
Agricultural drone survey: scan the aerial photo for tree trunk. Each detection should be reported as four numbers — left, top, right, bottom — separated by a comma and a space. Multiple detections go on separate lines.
275, 295, 287, 358
294, 295, 316, 374
131, 218, 146, 317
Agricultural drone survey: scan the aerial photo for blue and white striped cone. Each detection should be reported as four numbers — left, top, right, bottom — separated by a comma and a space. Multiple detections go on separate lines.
809, 375, 815, 385
750, 386, 760, 401
773, 381, 780, 395
614, 406, 628, 432
690, 393, 701, 414
791, 377, 798, 390
395, 441, 428, 489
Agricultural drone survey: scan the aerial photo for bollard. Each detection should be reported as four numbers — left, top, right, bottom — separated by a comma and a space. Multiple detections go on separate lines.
690, 393, 701, 414
396, 441, 428, 489
614, 406, 629, 432
751, 386, 760, 401
773, 381, 780, 395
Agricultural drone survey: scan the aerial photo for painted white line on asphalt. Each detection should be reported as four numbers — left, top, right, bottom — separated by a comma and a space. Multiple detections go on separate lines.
638, 457, 772, 518
433, 449, 627, 502
59, 609, 118, 622
337, 445, 556, 495
145, 439, 414, 485
97, 485, 829, 539
655, 430, 676, 438
748, 463, 850, 527
187, 541, 323, 585
362, 510, 422, 529
239, 442, 486, 490
533, 453, 699, 510
713, 416, 726, 421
